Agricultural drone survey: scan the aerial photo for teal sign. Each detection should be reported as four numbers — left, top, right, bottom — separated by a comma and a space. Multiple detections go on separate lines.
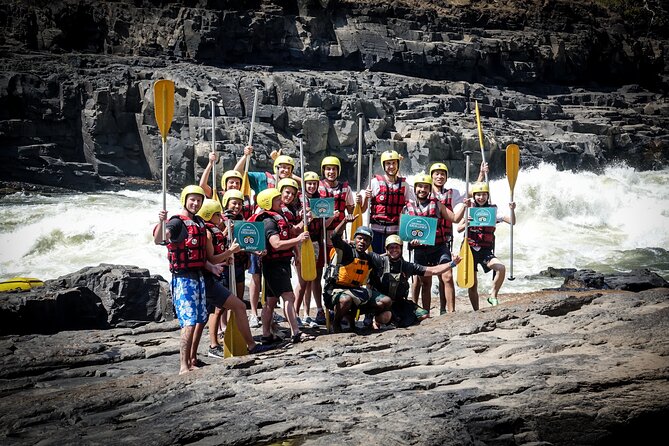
469, 207, 497, 227
399, 214, 437, 245
309, 197, 334, 218
233, 221, 265, 251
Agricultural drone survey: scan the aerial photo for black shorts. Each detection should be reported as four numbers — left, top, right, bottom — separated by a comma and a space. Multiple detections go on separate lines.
262, 260, 293, 298
204, 274, 231, 313
412, 243, 452, 267
471, 247, 496, 273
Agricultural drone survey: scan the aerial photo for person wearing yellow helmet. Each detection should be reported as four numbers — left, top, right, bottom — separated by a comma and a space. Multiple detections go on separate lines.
153, 184, 212, 374
428, 160, 486, 314
246, 188, 315, 344
196, 199, 274, 358
233, 145, 302, 194
361, 149, 416, 254
294, 171, 337, 328
365, 232, 462, 328
402, 173, 468, 315
319, 156, 357, 253
458, 182, 516, 309
198, 152, 255, 220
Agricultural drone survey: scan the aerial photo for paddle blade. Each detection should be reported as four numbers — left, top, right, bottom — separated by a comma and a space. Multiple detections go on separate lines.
475, 101, 484, 151
350, 204, 362, 241
223, 312, 249, 358
153, 80, 175, 141
241, 171, 251, 198
300, 238, 317, 281
456, 242, 475, 289
506, 144, 520, 192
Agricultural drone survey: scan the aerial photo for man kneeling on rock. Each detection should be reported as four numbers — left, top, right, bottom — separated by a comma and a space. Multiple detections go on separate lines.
369, 235, 461, 327
323, 214, 391, 332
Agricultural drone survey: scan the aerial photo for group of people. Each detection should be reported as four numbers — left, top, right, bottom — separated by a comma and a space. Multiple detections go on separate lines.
154, 145, 516, 374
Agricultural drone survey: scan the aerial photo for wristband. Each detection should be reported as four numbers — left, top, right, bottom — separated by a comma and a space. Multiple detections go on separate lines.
450, 260, 457, 268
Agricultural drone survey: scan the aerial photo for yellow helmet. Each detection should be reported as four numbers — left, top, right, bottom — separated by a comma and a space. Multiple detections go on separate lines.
303, 171, 320, 182
321, 156, 341, 174
221, 170, 243, 190
471, 182, 490, 194
429, 162, 448, 175
380, 150, 401, 164
180, 185, 206, 208
197, 198, 222, 221
273, 154, 295, 174
278, 178, 299, 192
256, 188, 281, 210
413, 173, 432, 187
222, 189, 244, 208
385, 234, 403, 248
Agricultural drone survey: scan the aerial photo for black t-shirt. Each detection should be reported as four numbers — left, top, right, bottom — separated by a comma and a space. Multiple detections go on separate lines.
369, 256, 427, 300
166, 214, 205, 243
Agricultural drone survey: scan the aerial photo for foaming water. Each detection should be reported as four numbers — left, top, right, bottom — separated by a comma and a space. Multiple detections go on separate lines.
1, 163, 667, 295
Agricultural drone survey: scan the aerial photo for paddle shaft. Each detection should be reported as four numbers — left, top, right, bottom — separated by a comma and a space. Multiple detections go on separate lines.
475, 101, 489, 185
509, 186, 515, 280
366, 149, 374, 223
244, 84, 261, 173
211, 100, 217, 201
356, 113, 363, 193
161, 138, 167, 240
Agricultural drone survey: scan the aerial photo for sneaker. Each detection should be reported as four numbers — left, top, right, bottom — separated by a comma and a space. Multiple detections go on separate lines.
296, 317, 304, 328
439, 309, 447, 315
207, 345, 225, 359
273, 313, 287, 323
248, 314, 260, 328
249, 343, 274, 354
315, 309, 326, 325
304, 316, 319, 328
487, 297, 499, 306
415, 307, 430, 321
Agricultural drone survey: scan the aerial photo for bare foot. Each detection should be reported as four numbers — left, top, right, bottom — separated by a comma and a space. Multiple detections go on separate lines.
179, 368, 189, 375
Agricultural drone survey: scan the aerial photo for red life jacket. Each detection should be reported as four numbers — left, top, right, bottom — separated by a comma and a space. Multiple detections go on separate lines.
431, 188, 454, 242
403, 198, 446, 245
167, 215, 207, 273
265, 172, 278, 189
371, 175, 405, 225
467, 204, 497, 249
220, 214, 250, 265
205, 222, 226, 256
318, 180, 350, 229
249, 210, 294, 262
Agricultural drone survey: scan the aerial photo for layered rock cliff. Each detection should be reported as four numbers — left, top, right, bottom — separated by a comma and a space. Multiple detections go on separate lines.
0, 0, 667, 191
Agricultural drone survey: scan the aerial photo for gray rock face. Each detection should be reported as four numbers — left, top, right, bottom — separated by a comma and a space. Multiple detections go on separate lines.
0, 288, 667, 444
0, 1, 667, 192
0, 264, 172, 334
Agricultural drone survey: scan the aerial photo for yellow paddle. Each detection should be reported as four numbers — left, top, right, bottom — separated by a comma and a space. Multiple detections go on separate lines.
350, 112, 364, 240
506, 144, 520, 281
241, 83, 261, 198
153, 79, 175, 241
297, 133, 317, 281
474, 100, 489, 185
456, 151, 475, 289
224, 219, 248, 357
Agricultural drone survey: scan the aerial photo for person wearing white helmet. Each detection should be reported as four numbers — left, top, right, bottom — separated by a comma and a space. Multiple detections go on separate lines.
368, 235, 462, 327
154, 185, 220, 374
458, 182, 516, 309
360, 149, 416, 254
402, 173, 467, 316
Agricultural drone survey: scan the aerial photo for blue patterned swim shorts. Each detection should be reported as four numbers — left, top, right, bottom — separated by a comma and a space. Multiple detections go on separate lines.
171, 273, 208, 327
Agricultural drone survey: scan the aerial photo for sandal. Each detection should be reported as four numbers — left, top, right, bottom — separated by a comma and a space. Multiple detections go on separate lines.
291, 331, 316, 343
487, 297, 499, 306
261, 334, 282, 344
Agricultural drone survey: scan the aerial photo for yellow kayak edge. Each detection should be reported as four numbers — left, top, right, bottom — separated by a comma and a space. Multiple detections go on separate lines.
0, 277, 45, 292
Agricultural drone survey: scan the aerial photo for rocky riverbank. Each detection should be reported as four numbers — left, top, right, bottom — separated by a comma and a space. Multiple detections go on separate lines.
1, 286, 668, 445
